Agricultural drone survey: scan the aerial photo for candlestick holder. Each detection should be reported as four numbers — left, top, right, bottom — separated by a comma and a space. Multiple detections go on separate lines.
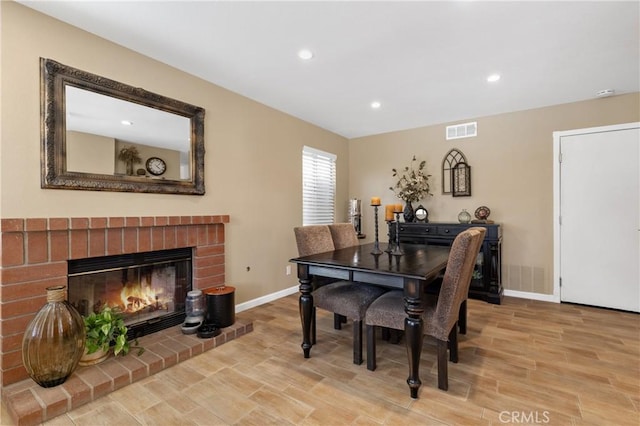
391, 211, 404, 256
371, 204, 383, 255
385, 220, 394, 253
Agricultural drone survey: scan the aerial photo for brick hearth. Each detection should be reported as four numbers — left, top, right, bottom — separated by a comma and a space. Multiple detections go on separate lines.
0, 215, 251, 425
2, 319, 252, 425
0, 215, 229, 388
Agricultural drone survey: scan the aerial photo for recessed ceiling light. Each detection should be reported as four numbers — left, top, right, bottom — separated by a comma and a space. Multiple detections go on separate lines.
298, 49, 314, 60
487, 74, 501, 83
121, 120, 133, 126
371, 101, 381, 109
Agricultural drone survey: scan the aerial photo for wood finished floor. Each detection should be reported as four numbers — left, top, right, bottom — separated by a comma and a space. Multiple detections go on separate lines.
2, 294, 638, 425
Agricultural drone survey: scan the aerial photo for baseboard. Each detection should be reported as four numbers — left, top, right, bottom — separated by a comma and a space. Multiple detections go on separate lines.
235, 285, 299, 313
503, 289, 559, 303
236, 286, 559, 313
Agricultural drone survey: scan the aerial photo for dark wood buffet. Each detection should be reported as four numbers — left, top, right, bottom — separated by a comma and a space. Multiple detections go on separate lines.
388, 221, 503, 304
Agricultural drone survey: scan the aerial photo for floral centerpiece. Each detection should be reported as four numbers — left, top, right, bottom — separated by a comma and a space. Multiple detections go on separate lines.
389, 155, 432, 222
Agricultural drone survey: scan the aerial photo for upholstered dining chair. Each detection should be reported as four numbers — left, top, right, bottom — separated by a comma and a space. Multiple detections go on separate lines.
327, 223, 360, 328
293, 224, 341, 327
328, 223, 360, 249
426, 277, 469, 335
294, 225, 386, 365
330, 222, 403, 339
364, 227, 486, 390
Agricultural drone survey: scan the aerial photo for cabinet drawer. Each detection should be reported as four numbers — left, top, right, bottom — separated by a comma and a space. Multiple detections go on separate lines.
437, 226, 464, 237
398, 225, 436, 235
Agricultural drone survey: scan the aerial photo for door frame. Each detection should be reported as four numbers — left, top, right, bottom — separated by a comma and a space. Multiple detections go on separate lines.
552, 122, 640, 303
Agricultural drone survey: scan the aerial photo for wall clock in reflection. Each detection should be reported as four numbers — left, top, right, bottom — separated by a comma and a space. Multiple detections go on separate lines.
146, 157, 167, 176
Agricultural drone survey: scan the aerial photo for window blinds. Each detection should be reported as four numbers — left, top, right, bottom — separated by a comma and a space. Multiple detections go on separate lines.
302, 146, 336, 225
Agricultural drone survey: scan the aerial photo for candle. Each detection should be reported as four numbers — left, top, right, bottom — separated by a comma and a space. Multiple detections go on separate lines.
394, 203, 403, 213
370, 196, 381, 206
385, 205, 395, 221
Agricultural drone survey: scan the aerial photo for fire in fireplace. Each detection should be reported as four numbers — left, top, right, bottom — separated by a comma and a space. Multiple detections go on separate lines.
67, 247, 192, 339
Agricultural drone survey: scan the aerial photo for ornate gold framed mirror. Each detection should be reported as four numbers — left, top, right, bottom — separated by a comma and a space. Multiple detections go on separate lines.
40, 58, 205, 195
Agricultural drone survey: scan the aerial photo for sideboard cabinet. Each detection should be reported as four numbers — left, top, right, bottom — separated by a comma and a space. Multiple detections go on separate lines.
388, 222, 503, 304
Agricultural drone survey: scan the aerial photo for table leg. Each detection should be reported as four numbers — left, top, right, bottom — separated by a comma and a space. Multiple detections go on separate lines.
297, 264, 313, 358
404, 279, 425, 399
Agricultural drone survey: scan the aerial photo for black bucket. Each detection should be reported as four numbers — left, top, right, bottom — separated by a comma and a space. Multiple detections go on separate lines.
203, 285, 235, 328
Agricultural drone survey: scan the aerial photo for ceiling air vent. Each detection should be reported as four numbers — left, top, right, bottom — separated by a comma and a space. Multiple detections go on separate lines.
446, 121, 477, 140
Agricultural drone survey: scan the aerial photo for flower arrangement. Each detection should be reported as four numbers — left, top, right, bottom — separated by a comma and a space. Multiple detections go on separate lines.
389, 155, 432, 203
117, 146, 142, 175
117, 146, 142, 165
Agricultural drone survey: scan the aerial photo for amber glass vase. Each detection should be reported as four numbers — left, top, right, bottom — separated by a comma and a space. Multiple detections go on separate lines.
22, 286, 86, 387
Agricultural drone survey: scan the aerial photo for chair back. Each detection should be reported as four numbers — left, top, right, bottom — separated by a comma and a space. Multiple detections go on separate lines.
328, 223, 360, 249
431, 227, 486, 340
294, 225, 335, 257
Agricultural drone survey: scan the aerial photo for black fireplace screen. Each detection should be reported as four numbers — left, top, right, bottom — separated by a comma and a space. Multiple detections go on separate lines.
68, 247, 192, 339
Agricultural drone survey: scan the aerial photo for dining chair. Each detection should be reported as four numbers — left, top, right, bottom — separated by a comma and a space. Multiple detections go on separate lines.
330, 222, 405, 338
326, 223, 359, 328
294, 225, 386, 365
293, 224, 343, 327
328, 223, 360, 249
364, 227, 486, 390
426, 277, 468, 335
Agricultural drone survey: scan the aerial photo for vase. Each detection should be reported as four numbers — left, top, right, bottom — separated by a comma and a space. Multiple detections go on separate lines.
403, 202, 415, 223
458, 209, 472, 224
22, 286, 86, 388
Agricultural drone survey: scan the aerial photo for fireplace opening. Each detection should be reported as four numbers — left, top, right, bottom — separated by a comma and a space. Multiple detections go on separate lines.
67, 247, 192, 339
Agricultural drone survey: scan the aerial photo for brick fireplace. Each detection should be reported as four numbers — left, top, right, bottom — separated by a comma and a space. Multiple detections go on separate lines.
0, 216, 258, 424
0, 215, 230, 388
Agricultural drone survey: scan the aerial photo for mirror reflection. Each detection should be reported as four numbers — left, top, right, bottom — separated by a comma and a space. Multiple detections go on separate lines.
66, 86, 191, 180
41, 58, 205, 195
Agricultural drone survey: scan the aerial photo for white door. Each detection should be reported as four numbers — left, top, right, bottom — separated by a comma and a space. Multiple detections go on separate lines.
558, 124, 639, 312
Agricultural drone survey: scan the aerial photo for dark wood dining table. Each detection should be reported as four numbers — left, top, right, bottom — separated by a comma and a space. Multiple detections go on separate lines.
289, 242, 450, 398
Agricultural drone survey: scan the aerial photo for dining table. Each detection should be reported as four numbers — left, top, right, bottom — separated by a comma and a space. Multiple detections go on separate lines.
289, 242, 450, 398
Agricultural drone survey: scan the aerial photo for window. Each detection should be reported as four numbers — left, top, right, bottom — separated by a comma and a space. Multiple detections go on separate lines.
302, 146, 336, 225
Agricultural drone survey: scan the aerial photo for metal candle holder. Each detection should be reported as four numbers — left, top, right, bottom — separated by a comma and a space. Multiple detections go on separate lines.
385, 219, 394, 253
391, 211, 404, 256
371, 204, 383, 255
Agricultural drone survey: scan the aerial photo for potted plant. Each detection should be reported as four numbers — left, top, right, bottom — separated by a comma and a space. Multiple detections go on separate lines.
389, 155, 432, 222
117, 146, 142, 176
79, 305, 143, 366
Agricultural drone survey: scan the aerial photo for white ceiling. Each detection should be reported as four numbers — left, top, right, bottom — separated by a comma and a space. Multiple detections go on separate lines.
20, 1, 640, 139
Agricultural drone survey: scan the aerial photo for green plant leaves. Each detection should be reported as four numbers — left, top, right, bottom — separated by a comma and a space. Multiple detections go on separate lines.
83, 305, 137, 356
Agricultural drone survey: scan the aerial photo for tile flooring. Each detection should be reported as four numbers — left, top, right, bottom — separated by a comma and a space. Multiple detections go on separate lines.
2, 293, 639, 425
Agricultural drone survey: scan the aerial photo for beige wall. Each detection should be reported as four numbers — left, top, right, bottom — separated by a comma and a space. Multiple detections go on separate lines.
3, 2, 638, 303
0, 2, 349, 303
67, 131, 116, 174
350, 93, 640, 295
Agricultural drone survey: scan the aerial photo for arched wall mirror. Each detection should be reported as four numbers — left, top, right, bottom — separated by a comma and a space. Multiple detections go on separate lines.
41, 58, 205, 195
441, 148, 467, 195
